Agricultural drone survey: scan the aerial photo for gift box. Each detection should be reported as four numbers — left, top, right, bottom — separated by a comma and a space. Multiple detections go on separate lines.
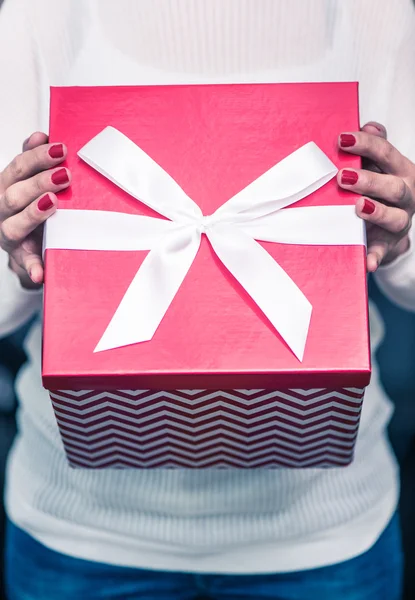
42, 83, 370, 468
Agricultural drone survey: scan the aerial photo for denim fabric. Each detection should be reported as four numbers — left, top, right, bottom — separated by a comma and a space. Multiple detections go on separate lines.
5, 514, 402, 600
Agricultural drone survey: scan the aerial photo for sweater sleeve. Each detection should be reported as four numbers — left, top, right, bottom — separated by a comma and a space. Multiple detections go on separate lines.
356, 1, 415, 314
0, 249, 42, 338
0, 0, 43, 338
374, 227, 415, 313
0, 0, 42, 171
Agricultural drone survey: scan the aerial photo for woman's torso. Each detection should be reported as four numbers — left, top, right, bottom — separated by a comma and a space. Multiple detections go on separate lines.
6, 0, 407, 573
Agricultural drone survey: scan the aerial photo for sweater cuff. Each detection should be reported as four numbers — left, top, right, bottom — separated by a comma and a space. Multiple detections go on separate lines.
374, 238, 415, 312
0, 250, 43, 338
377, 237, 413, 275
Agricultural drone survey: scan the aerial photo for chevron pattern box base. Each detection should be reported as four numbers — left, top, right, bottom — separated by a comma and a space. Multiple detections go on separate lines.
49, 387, 365, 469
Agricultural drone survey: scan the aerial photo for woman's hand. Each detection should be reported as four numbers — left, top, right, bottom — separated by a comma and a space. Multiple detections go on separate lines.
0, 132, 71, 288
337, 122, 414, 272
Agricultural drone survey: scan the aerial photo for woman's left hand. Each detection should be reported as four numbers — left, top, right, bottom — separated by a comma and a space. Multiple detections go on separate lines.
337, 122, 415, 272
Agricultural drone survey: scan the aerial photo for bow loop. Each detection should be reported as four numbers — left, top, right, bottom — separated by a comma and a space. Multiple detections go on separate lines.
79, 126, 203, 223
212, 142, 337, 222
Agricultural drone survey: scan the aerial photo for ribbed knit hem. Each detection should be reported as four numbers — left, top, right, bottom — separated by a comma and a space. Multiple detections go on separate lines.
6, 475, 397, 575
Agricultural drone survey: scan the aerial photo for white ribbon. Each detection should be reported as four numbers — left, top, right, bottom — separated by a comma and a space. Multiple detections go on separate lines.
45, 127, 364, 360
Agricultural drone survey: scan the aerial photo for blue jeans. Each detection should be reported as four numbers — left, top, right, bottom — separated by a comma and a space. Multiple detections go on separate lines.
5, 515, 403, 600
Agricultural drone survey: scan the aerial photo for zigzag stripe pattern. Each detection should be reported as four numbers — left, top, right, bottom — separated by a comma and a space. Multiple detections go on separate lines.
49, 387, 365, 468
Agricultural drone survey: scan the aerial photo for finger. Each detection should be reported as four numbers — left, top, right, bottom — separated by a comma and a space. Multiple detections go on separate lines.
0, 166, 70, 219
22, 132, 49, 153
360, 122, 387, 139
360, 124, 386, 173
367, 242, 389, 273
24, 255, 44, 284
0, 142, 67, 192
355, 197, 410, 234
361, 158, 382, 175
338, 169, 410, 207
20, 252, 44, 284
338, 131, 411, 176
0, 193, 57, 250
8, 247, 44, 287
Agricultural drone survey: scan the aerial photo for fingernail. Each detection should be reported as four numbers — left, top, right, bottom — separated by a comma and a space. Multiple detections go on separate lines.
48, 144, 64, 159
341, 170, 359, 185
340, 134, 356, 148
362, 199, 375, 215
371, 124, 384, 133
51, 168, 69, 185
38, 194, 54, 212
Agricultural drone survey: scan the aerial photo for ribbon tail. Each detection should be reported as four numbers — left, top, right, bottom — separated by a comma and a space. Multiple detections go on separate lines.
207, 225, 312, 361
94, 225, 201, 352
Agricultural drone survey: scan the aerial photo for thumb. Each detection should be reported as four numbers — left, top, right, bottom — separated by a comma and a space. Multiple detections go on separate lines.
360, 122, 387, 173
361, 121, 387, 140
22, 132, 49, 153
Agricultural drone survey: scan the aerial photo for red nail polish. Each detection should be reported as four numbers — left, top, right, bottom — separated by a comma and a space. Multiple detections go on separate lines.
51, 168, 69, 185
340, 134, 356, 148
362, 199, 375, 215
341, 170, 359, 185
48, 144, 64, 159
38, 194, 54, 212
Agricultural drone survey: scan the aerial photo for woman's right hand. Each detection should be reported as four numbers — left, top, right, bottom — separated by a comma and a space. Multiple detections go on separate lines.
0, 132, 71, 289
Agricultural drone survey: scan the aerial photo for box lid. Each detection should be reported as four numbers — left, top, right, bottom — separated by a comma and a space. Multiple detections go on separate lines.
43, 83, 370, 391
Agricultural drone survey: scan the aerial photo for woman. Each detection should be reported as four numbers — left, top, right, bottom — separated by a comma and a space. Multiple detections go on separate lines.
1, 1, 415, 598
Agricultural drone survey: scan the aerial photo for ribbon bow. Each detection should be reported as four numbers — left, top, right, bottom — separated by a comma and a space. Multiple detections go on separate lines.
45, 127, 364, 360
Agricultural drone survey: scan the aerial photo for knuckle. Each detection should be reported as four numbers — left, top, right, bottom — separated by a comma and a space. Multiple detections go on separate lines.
363, 173, 376, 194
407, 177, 415, 201
9, 155, 25, 180
33, 173, 46, 195
374, 201, 386, 220
0, 221, 18, 246
38, 144, 52, 164
374, 248, 385, 262
399, 211, 411, 234
393, 178, 407, 203
358, 133, 371, 154
378, 141, 394, 164
369, 245, 387, 267
1, 189, 17, 213
377, 247, 388, 264
391, 210, 410, 234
